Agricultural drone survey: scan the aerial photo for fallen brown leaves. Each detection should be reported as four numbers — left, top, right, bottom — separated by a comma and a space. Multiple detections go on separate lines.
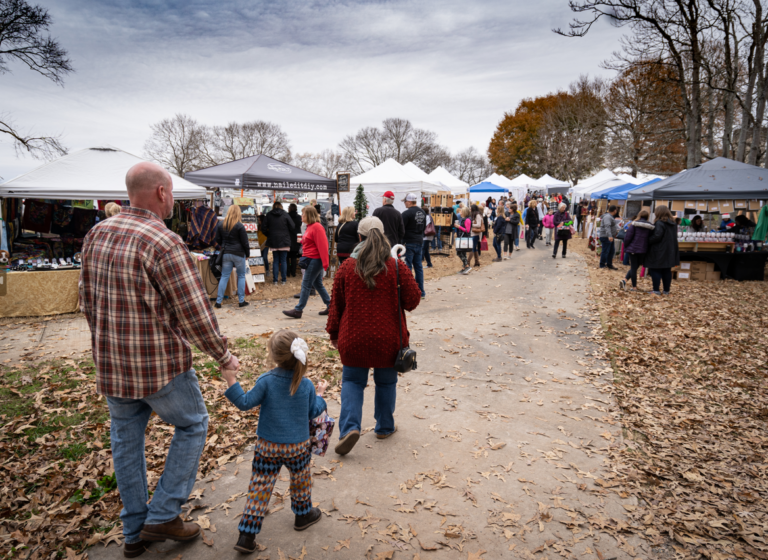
572, 239, 768, 560
0, 335, 341, 560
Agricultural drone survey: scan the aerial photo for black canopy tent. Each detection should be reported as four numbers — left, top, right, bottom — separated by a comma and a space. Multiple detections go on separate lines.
184, 154, 337, 193
628, 157, 768, 201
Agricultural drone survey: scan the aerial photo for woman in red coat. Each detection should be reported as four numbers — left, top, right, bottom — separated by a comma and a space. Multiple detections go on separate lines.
326, 216, 421, 455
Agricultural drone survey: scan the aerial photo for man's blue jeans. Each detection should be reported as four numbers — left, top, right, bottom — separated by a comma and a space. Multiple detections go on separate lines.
599, 237, 615, 268
422, 239, 433, 267
295, 258, 330, 312
106, 370, 208, 544
272, 250, 288, 282
217, 254, 246, 304
339, 366, 397, 438
404, 242, 425, 297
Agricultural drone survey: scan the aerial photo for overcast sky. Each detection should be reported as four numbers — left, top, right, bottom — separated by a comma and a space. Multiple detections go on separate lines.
1, 0, 626, 181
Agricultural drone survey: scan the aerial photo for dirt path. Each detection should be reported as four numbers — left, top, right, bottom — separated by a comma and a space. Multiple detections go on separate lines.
9, 247, 652, 559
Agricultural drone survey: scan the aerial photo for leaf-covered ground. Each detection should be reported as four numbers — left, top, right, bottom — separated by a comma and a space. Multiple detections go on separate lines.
571, 239, 768, 560
0, 334, 342, 560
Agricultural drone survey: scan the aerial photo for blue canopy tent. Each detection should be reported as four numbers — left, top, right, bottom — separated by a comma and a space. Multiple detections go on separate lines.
593, 178, 661, 200
469, 181, 509, 194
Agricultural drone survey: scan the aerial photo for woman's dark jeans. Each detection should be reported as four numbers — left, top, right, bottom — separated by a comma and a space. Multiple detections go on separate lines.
649, 268, 672, 293
625, 253, 644, 288
493, 235, 502, 258
553, 238, 568, 257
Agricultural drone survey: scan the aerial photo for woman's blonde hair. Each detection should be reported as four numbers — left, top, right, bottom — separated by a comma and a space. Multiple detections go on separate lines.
355, 228, 391, 289
339, 206, 356, 224
495, 206, 504, 216
460, 206, 471, 218
528, 200, 537, 209
302, 205, 319, 225
268, 329, 308, 396
105, 203, 121, 218
223, 204, 242, 232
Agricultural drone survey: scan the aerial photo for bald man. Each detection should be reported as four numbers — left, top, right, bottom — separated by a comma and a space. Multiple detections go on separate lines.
79, 162, 239, 556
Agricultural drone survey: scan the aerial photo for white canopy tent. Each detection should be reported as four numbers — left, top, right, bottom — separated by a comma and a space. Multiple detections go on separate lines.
616, 173, 644, 185
0, 146, 209, 200
427, 166, 470, 196
532, 174, 570, 193
482, 173, 526, 203
571, 169, 619, 199
341, 159, 441, 212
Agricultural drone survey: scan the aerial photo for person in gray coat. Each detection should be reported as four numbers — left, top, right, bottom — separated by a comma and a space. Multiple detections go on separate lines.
598, 205, 619, 269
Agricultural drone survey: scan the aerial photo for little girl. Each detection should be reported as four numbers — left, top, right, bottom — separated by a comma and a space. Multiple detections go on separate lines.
221, 329, 328, 553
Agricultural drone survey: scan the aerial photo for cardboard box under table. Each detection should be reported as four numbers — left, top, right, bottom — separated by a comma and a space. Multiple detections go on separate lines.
195, 258, 238, 299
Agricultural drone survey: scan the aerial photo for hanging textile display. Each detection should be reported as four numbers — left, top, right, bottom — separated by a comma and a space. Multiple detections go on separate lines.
21, 200, 54, 233
51, 204, 75, 235
186, 204, 218, 250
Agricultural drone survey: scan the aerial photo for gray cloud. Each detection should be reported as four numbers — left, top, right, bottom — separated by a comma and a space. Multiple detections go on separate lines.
1, 0, 625, 180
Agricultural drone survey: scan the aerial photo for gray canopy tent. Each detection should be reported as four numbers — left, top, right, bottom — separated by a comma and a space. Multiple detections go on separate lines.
184, 154, 337, 193
628, 157, 768, 201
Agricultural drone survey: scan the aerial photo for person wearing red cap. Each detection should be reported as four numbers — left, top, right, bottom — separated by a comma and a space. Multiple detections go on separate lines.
372, 191, 404, 248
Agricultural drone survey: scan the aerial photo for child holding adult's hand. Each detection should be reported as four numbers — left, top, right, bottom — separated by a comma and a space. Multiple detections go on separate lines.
222, 330, 327, 554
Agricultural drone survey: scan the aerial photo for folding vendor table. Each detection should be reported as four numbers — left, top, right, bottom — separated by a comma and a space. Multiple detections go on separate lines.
0, 269, 81, 318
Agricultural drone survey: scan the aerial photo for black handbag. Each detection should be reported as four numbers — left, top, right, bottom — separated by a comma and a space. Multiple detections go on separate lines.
393, 260, 417, 373
210, 250, 224, 280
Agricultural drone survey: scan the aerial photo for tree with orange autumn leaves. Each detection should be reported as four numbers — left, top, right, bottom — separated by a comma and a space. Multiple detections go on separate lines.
488, 66, 688, 182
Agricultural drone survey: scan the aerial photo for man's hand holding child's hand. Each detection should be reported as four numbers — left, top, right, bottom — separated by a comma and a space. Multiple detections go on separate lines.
316, 380, 329, 397
221, 355, 240, 387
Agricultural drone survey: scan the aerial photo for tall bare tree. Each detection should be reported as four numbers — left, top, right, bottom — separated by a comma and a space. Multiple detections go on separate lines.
1, 0, 73, 159
448, 147, 493, 185
338, 118, 450, 173
604, 61, 687, 175
291, 149, 345, 178
556, 0, 714, 169
202, 120, 291, 165
144, 114, 205, 176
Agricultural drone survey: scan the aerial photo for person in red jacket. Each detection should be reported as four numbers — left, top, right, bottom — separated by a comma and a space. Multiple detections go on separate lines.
283, 206, 330, 319
326, 217, 421, 456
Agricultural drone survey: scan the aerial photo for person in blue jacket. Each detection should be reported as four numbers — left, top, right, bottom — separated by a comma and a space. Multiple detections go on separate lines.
222, 330, 328, 553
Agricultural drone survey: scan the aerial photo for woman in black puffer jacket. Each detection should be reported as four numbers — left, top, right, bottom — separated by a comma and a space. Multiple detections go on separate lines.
215, 204, 250, 308
644, 205, 680, 296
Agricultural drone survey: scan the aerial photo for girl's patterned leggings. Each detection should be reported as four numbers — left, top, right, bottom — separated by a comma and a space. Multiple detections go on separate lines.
238, 438, 312, 534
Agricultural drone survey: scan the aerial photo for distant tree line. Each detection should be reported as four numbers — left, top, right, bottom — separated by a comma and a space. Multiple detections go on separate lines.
144, 114, 493, 184
490, 0, 768, 183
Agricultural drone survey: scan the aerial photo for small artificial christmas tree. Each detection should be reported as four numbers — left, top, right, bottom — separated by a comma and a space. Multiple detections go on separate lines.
353, 184, 368, 220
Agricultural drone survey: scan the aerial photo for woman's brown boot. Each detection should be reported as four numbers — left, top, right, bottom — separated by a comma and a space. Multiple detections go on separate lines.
473, 252, 481, 267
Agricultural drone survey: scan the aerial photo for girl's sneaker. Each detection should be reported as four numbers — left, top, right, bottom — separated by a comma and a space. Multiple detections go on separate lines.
619, 279, 626, 290
650, 290, 662, 296
294, 507, 322, 531
234, 532, 258, 553
462, 267, 472, 275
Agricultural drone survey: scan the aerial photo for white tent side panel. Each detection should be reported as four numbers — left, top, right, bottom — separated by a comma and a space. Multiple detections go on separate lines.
0, 146, 208, 199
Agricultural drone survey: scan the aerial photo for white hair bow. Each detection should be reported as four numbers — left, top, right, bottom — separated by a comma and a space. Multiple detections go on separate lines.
290, 337, 309, 365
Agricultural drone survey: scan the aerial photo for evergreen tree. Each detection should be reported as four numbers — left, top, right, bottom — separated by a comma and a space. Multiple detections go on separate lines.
353, 184, 368, 220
